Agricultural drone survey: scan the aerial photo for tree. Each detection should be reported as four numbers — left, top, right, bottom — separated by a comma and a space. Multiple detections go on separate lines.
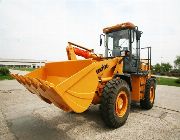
153, 63, 161, 73
161, 63, 172, 72
174, 56, 180, 69
153, 63, 172, 74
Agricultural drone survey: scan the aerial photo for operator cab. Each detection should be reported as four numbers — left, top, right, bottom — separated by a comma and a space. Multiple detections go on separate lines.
101, 22, 142, 73
106, 29, 130, 57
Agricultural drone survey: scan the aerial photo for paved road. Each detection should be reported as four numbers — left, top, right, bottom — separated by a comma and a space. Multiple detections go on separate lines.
0, 80, 180, 140
155, 75, 179, 79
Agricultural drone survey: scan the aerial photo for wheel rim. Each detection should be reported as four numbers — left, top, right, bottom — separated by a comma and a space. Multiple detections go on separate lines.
115, 91, 128, 117
149, 86, 155, 103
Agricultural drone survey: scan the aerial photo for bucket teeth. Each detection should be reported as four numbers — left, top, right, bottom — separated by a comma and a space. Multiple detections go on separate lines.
34, 79, 68, 110
30, 78, 39, 89
36, 79, 54, 92
11, 73, 52, 104
36, 78, 49, 92
24, 77, 53, 104
28, 78, 43, 95
19, 76, 35, 94
24, 77, 31, 86
10, 74, 15, 79
12, 74, 59, 105
35, 78, 53, 102
19, 75, 26, 85
11, 74, 22, 84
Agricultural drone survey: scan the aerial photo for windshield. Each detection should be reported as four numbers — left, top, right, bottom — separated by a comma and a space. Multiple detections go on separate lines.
106, 29, 129, 57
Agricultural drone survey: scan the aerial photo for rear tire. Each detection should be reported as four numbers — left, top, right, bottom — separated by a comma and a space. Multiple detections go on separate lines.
140, 78, 155, 109
100, 78, 131, 128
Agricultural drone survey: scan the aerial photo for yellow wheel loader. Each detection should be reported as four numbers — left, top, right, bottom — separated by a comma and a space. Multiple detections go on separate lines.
11, 22, 156, 128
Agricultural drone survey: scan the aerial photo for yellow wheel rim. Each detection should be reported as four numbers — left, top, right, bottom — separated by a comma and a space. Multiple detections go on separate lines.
150, 86, 155, 103
115, 91, 128, 117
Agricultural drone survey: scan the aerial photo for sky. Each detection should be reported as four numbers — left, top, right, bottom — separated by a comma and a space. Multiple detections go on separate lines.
0, 0, 180, 65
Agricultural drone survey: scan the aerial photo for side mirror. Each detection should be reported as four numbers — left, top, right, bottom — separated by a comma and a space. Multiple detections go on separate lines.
100, 34, 105, 46
136, 31, 143, 40
100, 38, 102, 46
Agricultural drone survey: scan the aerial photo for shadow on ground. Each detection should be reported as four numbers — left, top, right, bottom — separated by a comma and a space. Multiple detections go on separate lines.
7, 103, 144, 140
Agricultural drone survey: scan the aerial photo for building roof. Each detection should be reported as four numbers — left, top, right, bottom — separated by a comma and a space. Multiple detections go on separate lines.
0, 58, 46, 63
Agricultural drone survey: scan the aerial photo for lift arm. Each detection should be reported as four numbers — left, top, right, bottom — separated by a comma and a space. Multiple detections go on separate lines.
66, 42, 101, 60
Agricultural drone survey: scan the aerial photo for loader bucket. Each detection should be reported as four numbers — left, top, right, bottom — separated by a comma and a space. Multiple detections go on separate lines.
11, 60, 99, 113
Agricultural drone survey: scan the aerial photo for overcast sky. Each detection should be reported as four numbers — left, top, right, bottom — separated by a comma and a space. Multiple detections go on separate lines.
0, 0, 180, 65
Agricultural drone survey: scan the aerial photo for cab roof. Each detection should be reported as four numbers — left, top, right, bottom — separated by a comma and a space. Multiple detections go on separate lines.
103, 22, 136, 33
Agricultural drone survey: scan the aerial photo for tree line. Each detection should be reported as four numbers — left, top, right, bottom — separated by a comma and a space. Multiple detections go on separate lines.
152, 56, 180, 77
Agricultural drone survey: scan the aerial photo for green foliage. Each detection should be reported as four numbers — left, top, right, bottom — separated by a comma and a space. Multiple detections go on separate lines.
161, 63, 172, 72
0, 67, 13, 80
0, 75, 14, 80
175, 78, 180, 84
153, 63, 172, 74
174, 56, 180, 69
157, 77, 180, 87
153, 63, 161, 73
0, 67, 10, 76
13, 67, 35, 71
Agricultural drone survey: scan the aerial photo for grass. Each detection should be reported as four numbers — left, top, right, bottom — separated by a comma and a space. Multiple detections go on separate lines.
157, 77, 180, 87
0, 75, 14, 80
12, 67, 35, 71
0, 67, 35, 80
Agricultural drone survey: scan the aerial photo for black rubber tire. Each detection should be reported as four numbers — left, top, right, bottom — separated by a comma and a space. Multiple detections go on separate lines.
140, 78, 155, 109
99, 78, 131, 128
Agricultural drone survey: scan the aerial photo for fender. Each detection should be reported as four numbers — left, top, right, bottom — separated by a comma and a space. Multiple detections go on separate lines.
114, 74, 132, 91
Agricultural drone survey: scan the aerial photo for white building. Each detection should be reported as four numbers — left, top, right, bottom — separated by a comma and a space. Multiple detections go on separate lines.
0, 58, 46, 68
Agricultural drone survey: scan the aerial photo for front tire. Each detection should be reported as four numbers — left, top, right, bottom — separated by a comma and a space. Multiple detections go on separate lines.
100, 78, 131, 128
140, 78, 155, 109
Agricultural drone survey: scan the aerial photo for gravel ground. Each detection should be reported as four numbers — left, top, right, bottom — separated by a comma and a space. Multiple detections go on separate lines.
0, 80, 180, 140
